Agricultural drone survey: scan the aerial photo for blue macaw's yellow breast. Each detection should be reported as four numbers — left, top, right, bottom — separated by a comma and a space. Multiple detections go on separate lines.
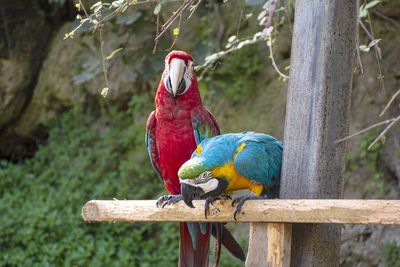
211, 161, 265, 196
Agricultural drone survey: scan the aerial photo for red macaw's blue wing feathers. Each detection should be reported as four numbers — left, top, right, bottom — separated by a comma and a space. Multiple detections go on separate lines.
145, 111, 162, 180
191, 106, 220, 145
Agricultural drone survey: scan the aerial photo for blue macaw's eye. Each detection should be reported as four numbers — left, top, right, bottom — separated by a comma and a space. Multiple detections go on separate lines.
196, 171, 213, 183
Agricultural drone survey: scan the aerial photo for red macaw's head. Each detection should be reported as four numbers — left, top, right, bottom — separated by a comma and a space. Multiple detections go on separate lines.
162, 51, 195, 97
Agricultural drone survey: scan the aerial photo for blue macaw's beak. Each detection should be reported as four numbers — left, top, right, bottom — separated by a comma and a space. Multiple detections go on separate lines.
181, 182, 204, 208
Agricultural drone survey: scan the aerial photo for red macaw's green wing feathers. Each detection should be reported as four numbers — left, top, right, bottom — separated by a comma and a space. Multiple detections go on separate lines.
145, 111, 162, 180
191, 106, 220, 145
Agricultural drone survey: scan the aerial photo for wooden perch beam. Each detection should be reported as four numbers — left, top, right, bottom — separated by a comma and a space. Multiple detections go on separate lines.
82, 199, 400, 225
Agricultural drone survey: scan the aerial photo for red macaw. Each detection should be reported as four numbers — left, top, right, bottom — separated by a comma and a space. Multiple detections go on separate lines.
146, 51, 244, 266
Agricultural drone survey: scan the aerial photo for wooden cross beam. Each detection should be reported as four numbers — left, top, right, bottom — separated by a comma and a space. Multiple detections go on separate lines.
82, 199, 400, 224
81, 199, 400, 267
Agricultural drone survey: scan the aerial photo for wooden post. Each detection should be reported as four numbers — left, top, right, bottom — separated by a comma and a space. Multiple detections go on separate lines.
246, 223, 292, 267
280, 0, 358, 266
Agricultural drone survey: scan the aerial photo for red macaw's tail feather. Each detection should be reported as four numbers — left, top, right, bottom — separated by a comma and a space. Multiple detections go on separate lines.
179, 222, 211, 267
212, 223, 246, 262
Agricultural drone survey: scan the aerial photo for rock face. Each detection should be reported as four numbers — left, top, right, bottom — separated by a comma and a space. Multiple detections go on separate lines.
0, 0, 73, 158
0, 4, 158, 158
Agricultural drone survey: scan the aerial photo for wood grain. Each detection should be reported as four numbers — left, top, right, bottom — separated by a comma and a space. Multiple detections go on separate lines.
82, 199, 400, 224
246, 223, 292, 267
246, 223, 269, 267
280, 0, 358, 265
266, 223, 292, 267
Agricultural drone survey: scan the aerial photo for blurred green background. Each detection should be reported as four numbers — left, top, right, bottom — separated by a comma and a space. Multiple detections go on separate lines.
0, 0, 399, 266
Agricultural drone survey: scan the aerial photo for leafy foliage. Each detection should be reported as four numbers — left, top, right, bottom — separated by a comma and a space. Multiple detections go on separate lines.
0, 96, 246, 266
203, 44, 265, 102
382, 242, 400, 267
0, 99, 180, 266
346, 129, 388, 197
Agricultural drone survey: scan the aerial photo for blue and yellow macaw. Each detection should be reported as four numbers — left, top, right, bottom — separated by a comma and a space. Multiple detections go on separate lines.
178, 131, 283, 220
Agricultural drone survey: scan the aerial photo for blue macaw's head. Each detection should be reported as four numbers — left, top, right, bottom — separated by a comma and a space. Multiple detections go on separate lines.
178, 135, 237, 207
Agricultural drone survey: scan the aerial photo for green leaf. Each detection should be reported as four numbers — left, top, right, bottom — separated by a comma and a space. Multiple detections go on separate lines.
91, 2, 102, 9
368, 152, 378, 161
110, 0, 124, 8
101, 87, 109, 97
367, 38, 381, 49
377, 182, 384, 189
364, 183, 371, 191
347, 151, 355, 161
91, 1, 103, 13
373, 173, 382, 180
153, 3, 162, 15
153, 0, 166, 15
365, 0, 380, 10
106, 48, 123, 60
245, 13, 253, 19
360, 138, 369, 149
359, 0, 380, 18
359, 4, 368, 18
360, 39, 382, 54
350, 162, 358, 171
359, 44, 370, 52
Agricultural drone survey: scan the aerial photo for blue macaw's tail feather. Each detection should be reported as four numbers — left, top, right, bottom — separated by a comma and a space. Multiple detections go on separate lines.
199, 222, 208, 235
181, 222, 245, 266
185, 222, 212, 249
186, 222, 198, 249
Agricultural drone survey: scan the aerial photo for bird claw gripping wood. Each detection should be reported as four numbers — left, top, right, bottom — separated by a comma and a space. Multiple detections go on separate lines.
204, 195, 232, 219
232, 193, 268, 220
156, 194, 183, 208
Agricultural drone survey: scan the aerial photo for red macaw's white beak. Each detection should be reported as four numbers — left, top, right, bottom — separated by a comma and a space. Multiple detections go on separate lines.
169, 58, 186, 96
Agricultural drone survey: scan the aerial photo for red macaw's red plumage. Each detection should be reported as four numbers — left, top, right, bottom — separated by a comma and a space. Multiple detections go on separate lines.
146, 51, 244, 266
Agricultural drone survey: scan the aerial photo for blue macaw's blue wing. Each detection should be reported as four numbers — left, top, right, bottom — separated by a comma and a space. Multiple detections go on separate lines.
233, 132, 283, 187
189, 134, 237, 169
